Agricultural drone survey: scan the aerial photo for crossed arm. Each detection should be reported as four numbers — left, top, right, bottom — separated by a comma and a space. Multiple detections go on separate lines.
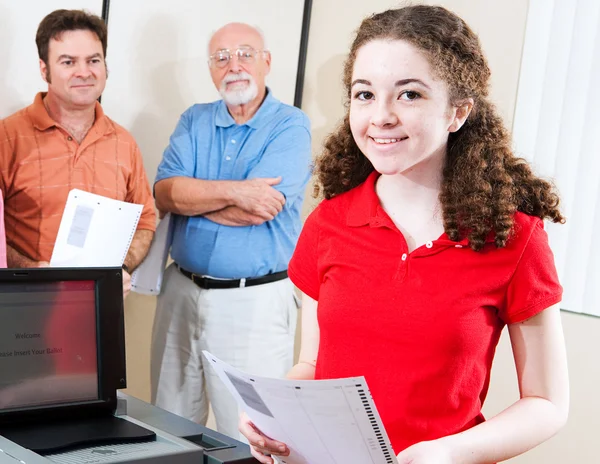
154, 109, 311, 227
154, 176, 286, 226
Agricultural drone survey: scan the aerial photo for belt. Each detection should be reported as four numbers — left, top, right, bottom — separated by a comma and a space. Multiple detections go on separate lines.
177, 265, 288, 289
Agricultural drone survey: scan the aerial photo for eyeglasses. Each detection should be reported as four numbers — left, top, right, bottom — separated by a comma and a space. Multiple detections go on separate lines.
208, 47, 269, 68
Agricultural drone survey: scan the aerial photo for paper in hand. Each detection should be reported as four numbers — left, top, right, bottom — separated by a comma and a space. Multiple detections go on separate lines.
203, 351, 397, 464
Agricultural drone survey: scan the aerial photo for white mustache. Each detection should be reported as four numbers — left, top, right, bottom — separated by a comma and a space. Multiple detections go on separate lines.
222, 72, 253, 85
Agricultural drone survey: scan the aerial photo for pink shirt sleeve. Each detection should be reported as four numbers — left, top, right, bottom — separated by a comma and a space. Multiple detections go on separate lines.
0, 190, 6, 268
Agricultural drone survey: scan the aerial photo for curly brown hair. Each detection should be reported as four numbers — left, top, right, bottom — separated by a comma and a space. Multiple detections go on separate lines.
314, 5, 564, 250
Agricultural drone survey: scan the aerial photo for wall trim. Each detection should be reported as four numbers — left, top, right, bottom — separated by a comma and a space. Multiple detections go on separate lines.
294, 0, 313, 108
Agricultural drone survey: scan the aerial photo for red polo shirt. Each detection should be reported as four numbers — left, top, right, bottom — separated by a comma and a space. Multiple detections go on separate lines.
288, 172, 562, 454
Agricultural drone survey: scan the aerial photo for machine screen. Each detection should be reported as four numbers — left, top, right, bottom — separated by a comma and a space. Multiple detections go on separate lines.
0, 280, 98, 410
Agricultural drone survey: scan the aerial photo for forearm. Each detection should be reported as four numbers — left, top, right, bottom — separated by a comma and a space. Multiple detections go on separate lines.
124, 229, 154, 271
204, 206, 267, 227
6, 245, 39, 268
286, 361, 315, 381
442, 396, 568, 463
155, 177, 238, 216
287, 294, 320, 381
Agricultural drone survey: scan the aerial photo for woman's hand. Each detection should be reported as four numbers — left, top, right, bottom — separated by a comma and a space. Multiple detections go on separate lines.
396, 439, 454, 464
238, 412, 290, 464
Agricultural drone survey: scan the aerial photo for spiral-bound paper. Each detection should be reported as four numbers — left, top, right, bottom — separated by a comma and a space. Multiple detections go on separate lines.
50, 189, 144, 268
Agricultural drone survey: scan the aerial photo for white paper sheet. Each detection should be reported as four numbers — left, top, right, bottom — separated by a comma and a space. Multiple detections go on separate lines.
203, 351, 398, 464
131, 213, 174, 295
50, 189, 143, 268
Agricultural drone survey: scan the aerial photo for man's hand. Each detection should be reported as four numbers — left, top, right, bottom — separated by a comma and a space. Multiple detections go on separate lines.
122, 269, 132, 299
231, 177, 285, 220
123, 229, 154, 273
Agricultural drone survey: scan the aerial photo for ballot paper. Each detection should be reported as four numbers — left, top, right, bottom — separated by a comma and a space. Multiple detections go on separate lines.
203, 351, 398, 464
50, 189, 143, 267
131, 213, 174, 295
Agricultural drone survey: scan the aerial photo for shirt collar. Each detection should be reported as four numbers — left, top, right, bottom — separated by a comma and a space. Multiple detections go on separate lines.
29, 93, 56, 131
215, 87, 279, 129
29, 92, 112, 136
346, 170, 494, 246
346, 171, 381, 227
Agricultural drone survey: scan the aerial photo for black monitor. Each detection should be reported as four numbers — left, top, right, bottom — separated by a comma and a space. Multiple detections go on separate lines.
0, 267, 126, 426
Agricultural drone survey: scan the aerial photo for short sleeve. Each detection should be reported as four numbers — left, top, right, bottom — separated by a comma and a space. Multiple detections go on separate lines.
502, 219, 563, 324
247, 119, 312, 204
155, 107, 196, 184
288, 206, 321, 300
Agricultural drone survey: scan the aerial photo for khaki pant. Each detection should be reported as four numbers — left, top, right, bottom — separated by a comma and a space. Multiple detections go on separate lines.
150, 263, 297, 439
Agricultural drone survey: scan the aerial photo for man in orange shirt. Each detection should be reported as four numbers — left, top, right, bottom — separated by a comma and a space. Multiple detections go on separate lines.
0, 10, 155, 294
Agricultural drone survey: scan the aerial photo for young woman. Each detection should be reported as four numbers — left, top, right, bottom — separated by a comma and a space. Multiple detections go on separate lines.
240, 5, 569, 463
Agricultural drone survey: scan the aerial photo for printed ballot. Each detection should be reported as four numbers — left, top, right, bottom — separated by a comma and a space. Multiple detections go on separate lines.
50, 189, 142, 267
203, 351, 398, 464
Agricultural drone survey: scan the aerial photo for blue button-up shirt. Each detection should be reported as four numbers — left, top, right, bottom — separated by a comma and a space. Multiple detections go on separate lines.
155, 90, 311, 278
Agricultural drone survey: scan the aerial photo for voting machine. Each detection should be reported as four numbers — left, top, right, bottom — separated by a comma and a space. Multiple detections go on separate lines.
0, 268, 255, 463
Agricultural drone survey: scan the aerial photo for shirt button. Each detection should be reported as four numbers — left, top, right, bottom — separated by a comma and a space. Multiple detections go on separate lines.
455, 244, 463, 248
231, 139, 236, 144
425, 241, 433, 248
225, 156, 231, 161
401, 253, 407, 261
67, 136, 73, 141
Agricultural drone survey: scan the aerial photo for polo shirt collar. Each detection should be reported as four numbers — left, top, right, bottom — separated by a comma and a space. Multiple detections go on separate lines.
30, 93, 56, 131
30, 92, 113, 136
346, 170, 494, 246
215, 87, 279, 129
346, 170, 380, 227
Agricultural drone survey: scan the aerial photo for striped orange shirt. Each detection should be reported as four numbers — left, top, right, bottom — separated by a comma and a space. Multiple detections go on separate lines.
0, 189, 6, 268
0, 93, 156, 263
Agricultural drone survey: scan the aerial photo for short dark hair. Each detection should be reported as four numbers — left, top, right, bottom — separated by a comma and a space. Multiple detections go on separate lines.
36, 9, 108, 64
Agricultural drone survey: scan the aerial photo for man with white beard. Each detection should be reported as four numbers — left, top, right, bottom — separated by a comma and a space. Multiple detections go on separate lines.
150, 23, 311, 438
